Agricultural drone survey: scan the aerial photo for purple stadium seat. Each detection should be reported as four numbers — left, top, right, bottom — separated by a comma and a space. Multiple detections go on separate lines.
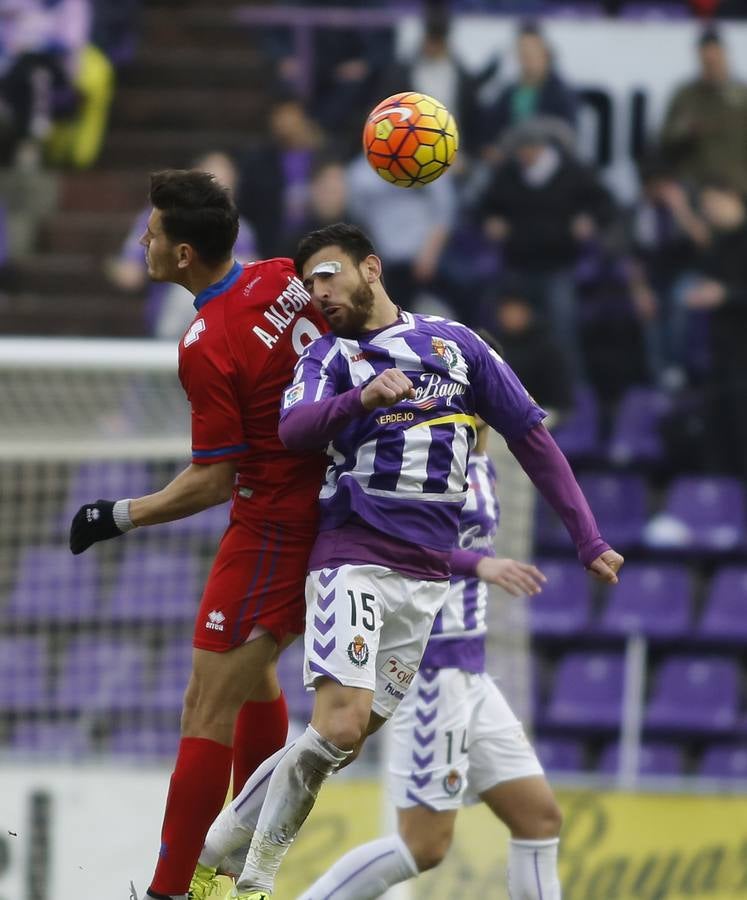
598, 562, 691, 638
534, 737, 585, 773
7, 545, 99, 622
54, 637, 149, 711
608, 387, 672, 466
534, 499, 574, 553
159, 500, 231, 540
645, 656, 740, 733
698, 567, 747, 643
108, 726, 180, 759
552, 386, 601, 461
150, 641, 192, 712
699, 744, 747, 779
530, 559, 592, 637
544, 652, 624, 729
276, 639, 313, 722
108, 546, 201, 622
619, 1, 690, 17
644, 477, 746, 553
0, 637, 48, 710
61, 461, 152, 528
11, 721, 91, 757
598, 741, 683, 776
577, 473, 647, 551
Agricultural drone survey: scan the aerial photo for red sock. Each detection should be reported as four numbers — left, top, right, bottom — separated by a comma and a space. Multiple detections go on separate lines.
231, 693, 289, 797
150, 737, 233, 896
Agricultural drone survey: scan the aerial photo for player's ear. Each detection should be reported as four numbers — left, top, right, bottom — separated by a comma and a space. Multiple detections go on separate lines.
363, 254, 382, 283
176, 243, 193, 270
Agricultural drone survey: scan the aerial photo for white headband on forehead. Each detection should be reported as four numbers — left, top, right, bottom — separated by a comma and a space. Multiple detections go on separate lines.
309, 260, 342, 277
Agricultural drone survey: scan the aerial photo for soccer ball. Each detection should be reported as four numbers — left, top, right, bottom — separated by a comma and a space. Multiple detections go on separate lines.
362, 92, 459, 188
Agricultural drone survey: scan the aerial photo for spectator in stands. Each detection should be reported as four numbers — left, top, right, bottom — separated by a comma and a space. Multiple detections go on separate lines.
0, 0, 90, 168
347, 150, 457, 315
659, 27, 747, 194
479, 120, 615, 378
107, 152, 257, 338
683, 180, 747, 479
381, 5, 498, 157
282, 157, 352, 255
491, 277, 574, 426
481, 21, 577, 154
236, 94, 324, 259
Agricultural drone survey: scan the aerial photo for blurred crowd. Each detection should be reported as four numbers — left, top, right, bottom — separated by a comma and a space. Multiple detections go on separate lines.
2, 0, 747, 481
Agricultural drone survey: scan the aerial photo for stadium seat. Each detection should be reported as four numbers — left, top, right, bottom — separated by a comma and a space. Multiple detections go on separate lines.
149, 641, 192, 712
108, 545, 201, 622
61, 460, 152, 529
551, 386, 601, 462
533, 737, 585, 773
529, 560, 593, 637
577, 473, 647, 551
619, 1, 690, 17
276, 639, 313, 722
7, 545, 99, 622
598, 741, 683, 776
698, 567, 747, 643
598, 562, 691, 638
543, 652, 624, 729
108, 726, 180, 760
645, 656, 740, 734
698, 744, 747, 779
10, 721, 92, 757
54, 637, 149, 711
608, 387, 672, 466
0, 637, 48, 710
644, 477, 746, 553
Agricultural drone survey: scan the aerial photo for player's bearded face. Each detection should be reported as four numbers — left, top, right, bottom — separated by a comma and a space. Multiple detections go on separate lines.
329, 272, 374, 337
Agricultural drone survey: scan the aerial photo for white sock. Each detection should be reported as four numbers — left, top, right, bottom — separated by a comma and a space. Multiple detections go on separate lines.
238, 725, 351, 893
199, 742, 295, 869
296, 834, 418, 900
508, 838, 561, 900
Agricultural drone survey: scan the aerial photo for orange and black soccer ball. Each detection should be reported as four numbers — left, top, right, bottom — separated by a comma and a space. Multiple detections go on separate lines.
362, 92, 459, 188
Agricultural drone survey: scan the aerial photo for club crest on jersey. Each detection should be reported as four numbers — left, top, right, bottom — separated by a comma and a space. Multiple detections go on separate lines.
443, 769, 463, 796
347, 634, 370, 667
283, 382, 305, 409
431, 337, 460, 370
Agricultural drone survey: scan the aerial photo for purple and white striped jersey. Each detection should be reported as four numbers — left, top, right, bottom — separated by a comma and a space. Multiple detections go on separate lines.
421, 454, 498, 674
281, 311, 544, 553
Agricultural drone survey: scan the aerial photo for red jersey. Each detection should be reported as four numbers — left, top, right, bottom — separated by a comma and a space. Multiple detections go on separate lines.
178, 258, 328, 523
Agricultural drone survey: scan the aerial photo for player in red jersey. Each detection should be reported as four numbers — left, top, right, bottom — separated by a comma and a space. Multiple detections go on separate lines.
69, 170, 328, 900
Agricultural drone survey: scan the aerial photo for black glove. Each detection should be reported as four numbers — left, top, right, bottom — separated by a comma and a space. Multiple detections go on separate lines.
69, 499, 124, 555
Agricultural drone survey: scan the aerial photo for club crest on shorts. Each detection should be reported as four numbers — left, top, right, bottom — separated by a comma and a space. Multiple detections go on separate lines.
443, 769, 463, 796
431, 337, 460, 370
347, 634, 370, 667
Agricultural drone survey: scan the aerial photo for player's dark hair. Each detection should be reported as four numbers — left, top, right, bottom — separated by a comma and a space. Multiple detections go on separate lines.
294, 222, 377, 275
149, 169, 239, 266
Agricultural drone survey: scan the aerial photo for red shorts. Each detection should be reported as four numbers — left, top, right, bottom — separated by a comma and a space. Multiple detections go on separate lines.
193, 499, 318, 651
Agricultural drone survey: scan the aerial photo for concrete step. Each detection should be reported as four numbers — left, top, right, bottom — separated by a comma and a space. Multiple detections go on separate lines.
97, 129, 249, 170
10, 253, 118, 295
38, 211, 134, 256
138, 8, 260, 54
58, 171, 146, 213
118, 48, 264, 90
111, 87, 264, 131
0, 291, 145, 337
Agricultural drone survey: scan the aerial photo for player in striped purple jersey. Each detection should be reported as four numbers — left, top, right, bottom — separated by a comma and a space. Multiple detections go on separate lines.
297, 420, 563, 900
194, 223, 622, 900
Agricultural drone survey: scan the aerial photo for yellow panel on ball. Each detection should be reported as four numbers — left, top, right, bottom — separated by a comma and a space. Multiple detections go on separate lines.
375, 119, 394, 141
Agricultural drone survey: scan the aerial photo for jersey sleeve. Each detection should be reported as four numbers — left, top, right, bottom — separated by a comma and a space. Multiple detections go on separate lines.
466, 329, 546, 441
280, 338, 342, 415
179, 339, 249, 465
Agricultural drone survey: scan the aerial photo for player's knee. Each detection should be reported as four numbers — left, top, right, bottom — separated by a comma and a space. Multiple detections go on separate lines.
403, 830, 452, 872
518, 798, 563, 840
320, 715, 368, 751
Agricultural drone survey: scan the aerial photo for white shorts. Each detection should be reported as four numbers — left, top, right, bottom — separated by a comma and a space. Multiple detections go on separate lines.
389, 668, 544, 811
304, 565, 450, 719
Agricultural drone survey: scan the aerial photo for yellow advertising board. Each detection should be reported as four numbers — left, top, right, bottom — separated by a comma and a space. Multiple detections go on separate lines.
267, 781, 747, 899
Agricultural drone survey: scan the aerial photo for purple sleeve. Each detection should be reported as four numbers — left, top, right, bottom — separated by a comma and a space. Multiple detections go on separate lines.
450, 548, 483, 577
507, 424, 610, 567
279, 386, 365, 451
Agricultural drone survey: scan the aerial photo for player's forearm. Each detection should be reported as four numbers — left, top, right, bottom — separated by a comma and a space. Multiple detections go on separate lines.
128, 462, 235, 526
279, 386, 366, 451
450, 547, 483, 577
507, 424, 609, 567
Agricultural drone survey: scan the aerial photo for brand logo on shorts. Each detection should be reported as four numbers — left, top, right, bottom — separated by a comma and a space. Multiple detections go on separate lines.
206, 609, 226, 632
347, 634, 369, 667
443, 769, 462, 796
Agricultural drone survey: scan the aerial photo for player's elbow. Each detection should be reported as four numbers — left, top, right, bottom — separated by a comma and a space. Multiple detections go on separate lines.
278, 417, 312, 452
